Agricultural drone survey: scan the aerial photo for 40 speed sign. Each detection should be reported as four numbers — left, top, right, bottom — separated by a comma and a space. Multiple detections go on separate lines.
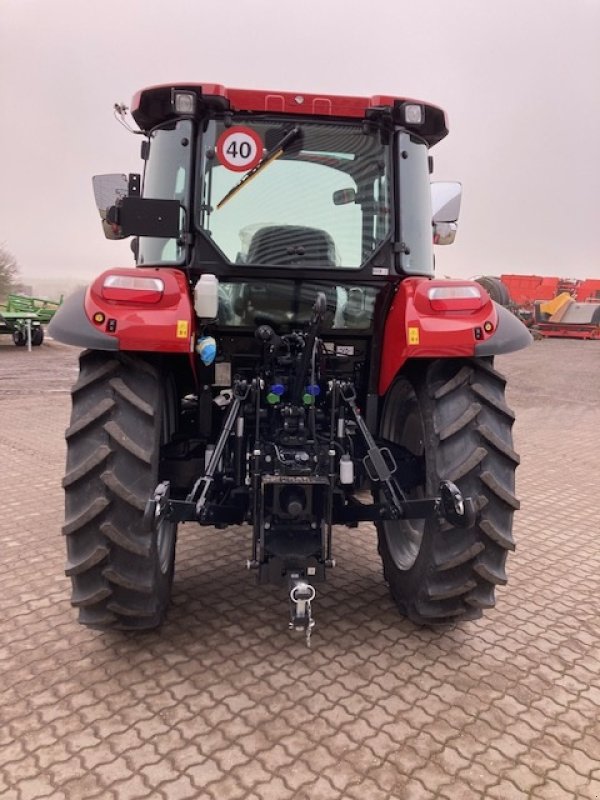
216, 127, 263, 172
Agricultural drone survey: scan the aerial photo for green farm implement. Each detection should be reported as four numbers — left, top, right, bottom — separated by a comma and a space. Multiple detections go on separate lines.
0, 294, 63, 347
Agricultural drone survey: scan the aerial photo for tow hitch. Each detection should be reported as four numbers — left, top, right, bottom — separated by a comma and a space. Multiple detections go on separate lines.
288, 573, 316, 647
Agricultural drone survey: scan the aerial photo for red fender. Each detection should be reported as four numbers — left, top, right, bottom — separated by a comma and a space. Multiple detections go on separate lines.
379, 278, 499, 395
84, 267, 195, 353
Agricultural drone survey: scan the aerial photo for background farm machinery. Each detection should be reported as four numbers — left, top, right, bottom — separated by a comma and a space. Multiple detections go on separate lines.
475, 274, 600, 340
0, 293, 63, 347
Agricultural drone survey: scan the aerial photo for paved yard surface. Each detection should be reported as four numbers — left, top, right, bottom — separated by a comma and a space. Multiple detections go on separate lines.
0, 337, 599, 799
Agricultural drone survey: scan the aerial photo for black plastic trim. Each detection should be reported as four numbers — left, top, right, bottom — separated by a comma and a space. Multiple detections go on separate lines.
48, 288, 119, 351
474, 303, 532, 356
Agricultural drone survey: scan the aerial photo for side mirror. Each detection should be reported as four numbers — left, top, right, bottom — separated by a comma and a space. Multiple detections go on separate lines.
431, 181, 462, 223
431, 181, 462, 246
332, 188, 357, 205
92, 174, 129, 240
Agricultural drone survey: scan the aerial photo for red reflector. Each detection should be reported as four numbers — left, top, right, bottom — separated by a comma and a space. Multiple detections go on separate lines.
429, 297, 483, 311
102, 287, 163, 303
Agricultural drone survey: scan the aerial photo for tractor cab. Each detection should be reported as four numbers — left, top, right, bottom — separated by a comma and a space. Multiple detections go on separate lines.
95, 85, 460, 339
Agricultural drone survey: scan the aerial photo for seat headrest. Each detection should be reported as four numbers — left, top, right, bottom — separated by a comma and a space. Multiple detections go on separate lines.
247, 225, 337, 266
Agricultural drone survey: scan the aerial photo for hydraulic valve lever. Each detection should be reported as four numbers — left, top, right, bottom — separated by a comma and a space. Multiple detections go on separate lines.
291, 292, 327, 404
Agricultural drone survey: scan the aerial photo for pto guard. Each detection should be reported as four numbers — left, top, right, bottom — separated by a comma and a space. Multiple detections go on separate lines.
49, 268, 194, 353
379, 277, 532, 394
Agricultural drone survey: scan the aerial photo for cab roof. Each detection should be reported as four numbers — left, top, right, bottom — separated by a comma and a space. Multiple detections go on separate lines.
130, 83, 449, 146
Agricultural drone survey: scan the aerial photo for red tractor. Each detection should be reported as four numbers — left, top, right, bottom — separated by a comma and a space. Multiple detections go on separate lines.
50, 84, 531, 641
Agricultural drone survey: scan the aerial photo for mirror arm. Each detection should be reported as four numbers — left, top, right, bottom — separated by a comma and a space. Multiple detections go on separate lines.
128, 173, 141, 196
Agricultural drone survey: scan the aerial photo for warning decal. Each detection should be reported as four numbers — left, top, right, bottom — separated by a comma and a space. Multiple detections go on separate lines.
408, 326, 420, 345
216, 127, 263, 172
176, 320, 189, 338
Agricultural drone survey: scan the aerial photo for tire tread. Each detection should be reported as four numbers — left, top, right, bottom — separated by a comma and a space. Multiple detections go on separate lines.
377, 358, 519, 626
64, 352, 176, 630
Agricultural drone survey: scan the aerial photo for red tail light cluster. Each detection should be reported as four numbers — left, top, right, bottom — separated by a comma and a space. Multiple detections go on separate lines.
413, 281, 488, 314
101, 275, 165, 304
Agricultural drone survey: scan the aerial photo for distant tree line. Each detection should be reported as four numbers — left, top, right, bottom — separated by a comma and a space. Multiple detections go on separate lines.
0, 245, 24, 303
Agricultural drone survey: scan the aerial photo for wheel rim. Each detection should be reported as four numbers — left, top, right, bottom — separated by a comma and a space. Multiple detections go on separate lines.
380, 379, 426, 571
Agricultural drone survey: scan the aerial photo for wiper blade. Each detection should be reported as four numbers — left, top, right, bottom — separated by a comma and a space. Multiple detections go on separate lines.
216, 126, 301, 210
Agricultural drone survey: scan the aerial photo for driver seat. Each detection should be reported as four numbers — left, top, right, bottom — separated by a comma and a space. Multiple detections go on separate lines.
247, 225, 338, 266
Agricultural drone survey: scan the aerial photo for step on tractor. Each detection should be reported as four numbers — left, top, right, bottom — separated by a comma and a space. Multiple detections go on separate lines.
50, 84, 531, 642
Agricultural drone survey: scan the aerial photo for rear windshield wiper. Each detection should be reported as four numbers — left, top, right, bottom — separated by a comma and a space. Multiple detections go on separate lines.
216, 126, 301, 210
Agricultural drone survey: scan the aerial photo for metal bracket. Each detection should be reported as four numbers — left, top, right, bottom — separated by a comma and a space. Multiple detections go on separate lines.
438, 480, 476, 528
143, 480, 171, 532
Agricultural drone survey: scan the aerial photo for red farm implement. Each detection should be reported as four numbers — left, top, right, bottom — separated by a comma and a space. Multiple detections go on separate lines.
484, 274, 600, 340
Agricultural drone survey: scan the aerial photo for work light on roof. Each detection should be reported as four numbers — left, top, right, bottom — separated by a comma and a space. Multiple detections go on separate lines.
403, 104, 424, 125
173, 91, 196, 115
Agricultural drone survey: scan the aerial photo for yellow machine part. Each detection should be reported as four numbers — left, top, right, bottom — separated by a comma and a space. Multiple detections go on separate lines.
540, 292, 572, 317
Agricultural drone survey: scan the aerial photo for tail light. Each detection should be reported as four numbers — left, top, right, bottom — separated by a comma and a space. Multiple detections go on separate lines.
101, 275, 164, 304
423, 284, 486, 312
428, 285, 481, 309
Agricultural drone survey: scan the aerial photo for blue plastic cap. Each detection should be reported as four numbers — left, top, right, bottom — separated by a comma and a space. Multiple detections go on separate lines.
197, 336, 217, 366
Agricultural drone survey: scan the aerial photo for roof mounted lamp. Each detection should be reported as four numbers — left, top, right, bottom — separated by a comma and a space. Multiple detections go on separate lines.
172, 90, 197, 115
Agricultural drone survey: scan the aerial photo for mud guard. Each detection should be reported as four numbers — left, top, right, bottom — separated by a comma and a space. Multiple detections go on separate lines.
48, 268, 195, 353
379, 278, 532, 394
474, 303, 533, 356
48, 287, 119, 350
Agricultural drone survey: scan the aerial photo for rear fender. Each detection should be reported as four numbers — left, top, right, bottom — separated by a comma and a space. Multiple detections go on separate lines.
48, 268, 195, 353
379, 277, 531, 394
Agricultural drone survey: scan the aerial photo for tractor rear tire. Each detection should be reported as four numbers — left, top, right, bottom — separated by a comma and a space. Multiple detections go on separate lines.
475, 276, 511, 307
63, 350, 177, 630
377, 358, 519, 626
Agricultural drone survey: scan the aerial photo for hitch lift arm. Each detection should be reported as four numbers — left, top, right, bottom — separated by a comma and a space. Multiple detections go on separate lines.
339, 381, 476, 528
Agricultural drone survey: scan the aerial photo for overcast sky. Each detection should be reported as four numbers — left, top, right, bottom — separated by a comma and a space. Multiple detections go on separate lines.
1, 0, 599, 286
